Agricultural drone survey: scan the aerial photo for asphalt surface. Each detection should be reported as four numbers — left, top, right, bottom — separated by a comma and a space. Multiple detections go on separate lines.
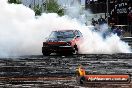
0, 54, 132, 88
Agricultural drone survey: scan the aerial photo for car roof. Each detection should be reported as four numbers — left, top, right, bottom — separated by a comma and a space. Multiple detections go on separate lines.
53, 30, 78, 32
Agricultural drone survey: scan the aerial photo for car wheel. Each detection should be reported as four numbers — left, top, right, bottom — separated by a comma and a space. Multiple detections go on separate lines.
74, 45, 78, 54
59, 52, 73, 56
42, 52, 50, 56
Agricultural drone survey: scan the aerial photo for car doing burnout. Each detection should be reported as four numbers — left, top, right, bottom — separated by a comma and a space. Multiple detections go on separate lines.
42, 30, 83, 55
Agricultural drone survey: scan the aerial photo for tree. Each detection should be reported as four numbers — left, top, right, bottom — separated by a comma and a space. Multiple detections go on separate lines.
33, 4, 42, 16
8, 0, 21, 4
33, 0, 64, 16
8, 0, 64, 16
46, 0, 64, 16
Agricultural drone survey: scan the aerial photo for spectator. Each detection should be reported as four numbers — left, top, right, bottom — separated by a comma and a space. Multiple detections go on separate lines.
91, 18, 98, 26
120, 27, 125, 37
98, 15, 107, 25
94, 23, 100, 32
111, 25, 116, 32
113, 26, 122, 37
91, 18, 99, 32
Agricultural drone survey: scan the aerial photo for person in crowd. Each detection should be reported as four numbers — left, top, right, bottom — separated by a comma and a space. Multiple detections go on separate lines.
112, 26, 123, 37
111, 25, 116, 32
98, 15, 107, 25
91, 18, 99, 32
91, 18, 98, 26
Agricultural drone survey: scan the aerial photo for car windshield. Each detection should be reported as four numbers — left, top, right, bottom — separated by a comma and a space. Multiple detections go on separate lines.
49, 31, 75, 39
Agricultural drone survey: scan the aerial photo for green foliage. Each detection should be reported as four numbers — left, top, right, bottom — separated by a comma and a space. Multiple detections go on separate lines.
33, 4, 42, 16
33, 0, 64, 16
46, 0, 64, 16
8, 0, 64, 16
57, 8, 64, 16
8, 0, 21, 4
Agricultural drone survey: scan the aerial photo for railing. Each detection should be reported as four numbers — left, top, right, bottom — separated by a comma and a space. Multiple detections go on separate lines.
121, 37, 132, 47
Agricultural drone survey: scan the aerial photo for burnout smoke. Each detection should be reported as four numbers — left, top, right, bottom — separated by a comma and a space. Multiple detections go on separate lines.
0, 0, 131, 57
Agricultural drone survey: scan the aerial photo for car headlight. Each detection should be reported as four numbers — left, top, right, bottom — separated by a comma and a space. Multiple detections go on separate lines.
66, 42, 71, 46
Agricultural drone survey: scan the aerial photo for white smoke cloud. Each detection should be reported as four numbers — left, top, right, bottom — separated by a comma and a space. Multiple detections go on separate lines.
0, 0, 131, 57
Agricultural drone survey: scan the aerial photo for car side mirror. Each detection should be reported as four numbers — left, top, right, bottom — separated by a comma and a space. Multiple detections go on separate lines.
76, 35, 80, 38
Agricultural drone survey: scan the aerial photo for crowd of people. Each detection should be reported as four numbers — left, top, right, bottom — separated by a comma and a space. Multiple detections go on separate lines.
111, 26, 124, 37
86, 0, 132, 37
91, 15, 124, 38
91, 15, 107, 26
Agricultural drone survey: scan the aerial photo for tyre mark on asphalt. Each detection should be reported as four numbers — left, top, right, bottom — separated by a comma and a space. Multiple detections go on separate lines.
0, 54, 132, 87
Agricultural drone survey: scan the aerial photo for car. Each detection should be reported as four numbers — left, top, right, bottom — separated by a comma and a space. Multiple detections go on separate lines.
42, 30, 83, 55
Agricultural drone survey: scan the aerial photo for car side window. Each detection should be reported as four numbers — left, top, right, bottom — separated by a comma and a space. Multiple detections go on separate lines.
78, 31, 83, 37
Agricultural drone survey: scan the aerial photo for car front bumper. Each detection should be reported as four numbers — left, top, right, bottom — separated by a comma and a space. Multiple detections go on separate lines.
42, 45, 74, 53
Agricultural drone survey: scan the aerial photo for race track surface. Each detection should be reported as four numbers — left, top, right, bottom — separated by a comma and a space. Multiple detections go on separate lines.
0, 54, 132, 88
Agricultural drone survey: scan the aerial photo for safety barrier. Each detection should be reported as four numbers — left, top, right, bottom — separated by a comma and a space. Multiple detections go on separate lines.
121, 37, 132, 47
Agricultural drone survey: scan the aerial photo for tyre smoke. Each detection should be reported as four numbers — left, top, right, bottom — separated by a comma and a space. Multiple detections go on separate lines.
0, 0, 131, 57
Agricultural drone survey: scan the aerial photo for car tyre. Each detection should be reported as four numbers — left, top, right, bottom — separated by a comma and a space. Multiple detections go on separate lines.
42, 51, 50, 56
74, 45, 78, 54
